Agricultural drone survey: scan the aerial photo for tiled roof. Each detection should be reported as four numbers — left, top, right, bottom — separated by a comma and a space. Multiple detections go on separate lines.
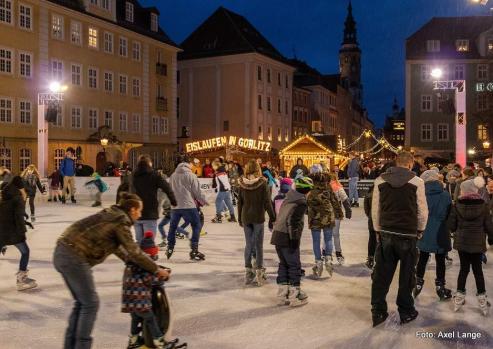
290, 59, 339, 93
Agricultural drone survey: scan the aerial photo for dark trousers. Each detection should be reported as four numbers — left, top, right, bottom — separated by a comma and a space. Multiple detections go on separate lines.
15, 242, 30, 271
53, 244, 99, 349
371, 234, 417, 316
457, 251, 485, 294
167, 208, 201, 249
368, 224, 377, 257
130, 311, 162, 339
416, 251, 446, 281
27, 196, 35, 216
275, 245, 302, 286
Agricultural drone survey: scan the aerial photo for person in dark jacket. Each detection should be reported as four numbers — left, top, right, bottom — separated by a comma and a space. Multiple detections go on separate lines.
0, 176, 36, 291
453, 168, 475, 202
238, 159, 275, 286
448, 177, 493, 315
347, 152, 361, 207
53, 193, 171, 349
364, 183, 377, 269
60, 147, 77, 204
21, 164, 46, 222
413, 170, 453, 301
289, 158, 309, 179
131, 155, 177, 243
48, 169, 62, 202
0, 165, 13, 188
271, 176, 313, 306
371, 151, 428, 327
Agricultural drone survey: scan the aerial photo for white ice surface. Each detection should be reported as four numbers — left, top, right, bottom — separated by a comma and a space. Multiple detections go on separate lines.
1, 200, 492, 349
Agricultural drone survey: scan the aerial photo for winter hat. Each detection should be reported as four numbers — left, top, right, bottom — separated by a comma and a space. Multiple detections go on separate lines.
310, 164, 323, 174
279, 178, 293, 194
193, 158, 200, 164
460, 176, 485, 196
420, 170, 439, 183
140, 231, 158, 259
295, 176, 314, 194
10, 176, 24, 190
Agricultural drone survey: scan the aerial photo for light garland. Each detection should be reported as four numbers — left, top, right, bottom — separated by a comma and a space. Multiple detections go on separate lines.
343, 129, 400, 155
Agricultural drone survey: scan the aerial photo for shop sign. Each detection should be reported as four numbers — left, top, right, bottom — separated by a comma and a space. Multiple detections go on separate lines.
186, 136, 271, 153
476, 82, 493, 92
392, 121, 405, 131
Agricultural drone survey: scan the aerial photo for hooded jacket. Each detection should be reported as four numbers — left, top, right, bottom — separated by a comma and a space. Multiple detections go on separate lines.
169, 163, 206, 209
212, 166, 231, 192
271, 189, 307, 248
307, 181, 340, 229
0, 184, 27, 247
289, 159, 309, 179
237, 175, 275, 225
372, 166, 428, 237
448, 194, 493, 253
22, 172, 44, 197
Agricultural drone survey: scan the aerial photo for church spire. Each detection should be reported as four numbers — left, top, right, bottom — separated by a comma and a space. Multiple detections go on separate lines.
343, 1, 358, 45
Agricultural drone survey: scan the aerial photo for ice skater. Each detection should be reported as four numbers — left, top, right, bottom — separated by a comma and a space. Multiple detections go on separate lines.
84, 172, 108, 207
329, 173, 352, 265
48, 168, 62, 202
21, 164, 46, 222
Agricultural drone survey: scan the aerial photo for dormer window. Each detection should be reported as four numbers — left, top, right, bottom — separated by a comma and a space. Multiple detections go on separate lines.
125, 2, 134, 22
151, 13, 158, 32
456, 39, 469, 52
426, 40, 440, 53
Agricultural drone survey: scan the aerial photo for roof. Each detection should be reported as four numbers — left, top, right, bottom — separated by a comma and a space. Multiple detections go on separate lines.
46, 0, 178, 48
290, 59, 339, 93
179, 6, 290, 64
406, 16, 493, 60
280, 134, 337, 155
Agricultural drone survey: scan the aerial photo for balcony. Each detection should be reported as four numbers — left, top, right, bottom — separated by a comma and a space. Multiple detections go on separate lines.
156, 63, 167, 76
156, 97, 168, 112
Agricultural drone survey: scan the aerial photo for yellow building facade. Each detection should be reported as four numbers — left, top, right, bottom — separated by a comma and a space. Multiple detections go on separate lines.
0, 0, 180, 175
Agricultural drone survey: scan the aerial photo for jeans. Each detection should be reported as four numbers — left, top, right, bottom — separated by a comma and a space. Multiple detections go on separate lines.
333, 219, 342, 253
416, 251, 446, 281
158, 216, 189, 240
243, 223, 264, 268
276, 246, 302, 286
130, 312, 162, 339
15, 242, 30, 271
349, 177, 359, 204
457, 251, 485, 294
311, 227, 333, 261
215, 191, 235, 216
167, 209, 201, 249
27, 196, 35, 216
53, 244, 99, 349
371, 234, 417, 316
134, 220, 158, 243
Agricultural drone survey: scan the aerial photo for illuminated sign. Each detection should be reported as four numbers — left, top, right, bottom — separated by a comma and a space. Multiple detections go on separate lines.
185, 136, 271, 153
476, 82, 493, 92
392, 121, 405, 131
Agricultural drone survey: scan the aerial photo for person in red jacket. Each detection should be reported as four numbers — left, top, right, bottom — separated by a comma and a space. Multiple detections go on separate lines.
202, 159, 214, 178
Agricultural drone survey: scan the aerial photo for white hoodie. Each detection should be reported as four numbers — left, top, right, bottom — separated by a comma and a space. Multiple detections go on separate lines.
169, 163, 206, 209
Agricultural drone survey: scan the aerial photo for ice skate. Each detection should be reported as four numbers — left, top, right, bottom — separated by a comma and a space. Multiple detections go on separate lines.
478, 294, 491, 316
454, 291, 466, 312
251, 256, 257, 270
211, 214, 222, 223
365, 256, 374, 270
227, 215, 237, 223
30, 215, 35, 222
288, 286, 308, 307
481, 253, 487, 265
1, 246, 6, 255
127, 335, 144, 349
335, 251, 345, 265
47, 198, 52, 202
61, 196, 66, 204
91, 201, 101, 207
372, 312, 388, 327
435, 280, 452, 301
400, 309, 418, 324
70, 196, 76, 204
16, 270, 37, 291
200, 229, 208, 236
245, 268, 255, 285
164, 338, 188, 349
175, 232, 186, 239
276, 284, 290, 305
413, 277, 424, 299
312, 260, 323, 279
166, 248, 174, 259
255, 267, 266, 286
324, 255, 333, 278
445, 255, 453, 267
190, 248, 205, 261
158, 240, 167, 250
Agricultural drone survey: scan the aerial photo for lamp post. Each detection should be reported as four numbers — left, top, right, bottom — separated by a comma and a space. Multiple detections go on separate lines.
431, 68, 467, 167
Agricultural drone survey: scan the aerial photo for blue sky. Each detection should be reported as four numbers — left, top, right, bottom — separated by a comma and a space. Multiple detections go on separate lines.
141, 0, 489, 127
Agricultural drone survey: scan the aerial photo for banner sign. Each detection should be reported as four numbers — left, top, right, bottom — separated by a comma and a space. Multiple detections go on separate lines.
339, 179, 375, 198
186, 136, 271, 153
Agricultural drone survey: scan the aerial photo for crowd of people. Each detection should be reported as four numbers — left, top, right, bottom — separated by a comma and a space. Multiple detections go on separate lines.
1, 148, 493, 348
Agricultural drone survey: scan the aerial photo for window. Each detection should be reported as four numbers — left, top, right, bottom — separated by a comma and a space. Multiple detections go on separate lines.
477, 94, 488, 112
19, 148, 31, 171
478, 124, 488, 141
426, 40, 440, 52
19, 4, 32, 30
88, 67, 98, 88
132, 41, 141, 61
420, 65, 430, 81
101, 0, 109, 10
119, 112, 127, 132
132, 78, 140, 97
257, 95, 262, 109
104, 32, 113, 53
277, 128, 281, 142
0, 97, 13, 122
267, 69, 271, 83
119, 37, 127, 57
477, 64, 488, 80
437, 123, 449, 141
70, 21, 82, 45
285, 75, 289, 88
258, 125, 263, 139
104, 110, 113, 129
88, 108, 98, 129
151, 13, 158, 32
456, 39, 469, 52
277, 99, 281, 113
71, 64, 81, 86
132, 113, 140, 133
294, 109, 298, 121
125, 2, 134, 22
257, 66, 262, 81
0, 0, 12, 24
19, 52, 32, 78
19, 100, 31, 124
454, 64, 465, 80
88, 27, 98, 49
0, 148, 11, 169
159, 117, 168, 135
285, 100, 289, 115
223, 120, 229, 132
277, 72, 281, 86
151, 116, 158, 134
421, 124, 432, 142
52, 14, 64, 40
54, 149, 64, 169
421, 95, 432, 112
0, 48, 13, 74
285, 128, 289, 142
71, 106, 81, 128
52, 104, 63, 126
104, 71, 113, 92
267, 127, 272, 141
51, 59, 63, 81
119, 75, 127, 95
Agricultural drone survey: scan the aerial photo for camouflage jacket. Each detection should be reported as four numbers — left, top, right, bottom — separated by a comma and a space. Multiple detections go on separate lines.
307, 183, 343, 229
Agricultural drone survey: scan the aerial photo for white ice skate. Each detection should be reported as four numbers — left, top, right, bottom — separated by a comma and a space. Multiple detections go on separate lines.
478, 294, 491, 316
312, 260, 323, 279
16, 270, 37, 291
276, 284, 290, 306
255, 268, 267, 286
324, 256, 333, 278
453, 291, 466, 312
245, 268, 255, 285
288, 286, 308, 307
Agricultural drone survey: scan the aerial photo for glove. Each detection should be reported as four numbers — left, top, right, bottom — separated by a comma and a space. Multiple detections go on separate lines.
268, 219, 274, 231
25, 221, 34, 230
345, 208, 352, 220
417, 231, 424, 240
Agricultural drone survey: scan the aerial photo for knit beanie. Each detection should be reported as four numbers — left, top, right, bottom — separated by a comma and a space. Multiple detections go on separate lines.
140, 231, 158, 259
460, 176, 485, 196
279, 178, 293, 194
310, 164, 323, 174
420, 170, 439, 183
295, 176, 313, 194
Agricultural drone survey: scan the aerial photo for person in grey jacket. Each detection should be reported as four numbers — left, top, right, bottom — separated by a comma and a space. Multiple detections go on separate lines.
347, 153, 361, 207
166, 155, 207, 261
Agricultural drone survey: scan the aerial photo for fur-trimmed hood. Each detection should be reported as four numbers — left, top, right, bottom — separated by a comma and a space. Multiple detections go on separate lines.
238, 175, 267, 190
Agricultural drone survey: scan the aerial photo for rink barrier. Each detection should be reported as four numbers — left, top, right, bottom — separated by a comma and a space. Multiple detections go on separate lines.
339, 179, 375, 198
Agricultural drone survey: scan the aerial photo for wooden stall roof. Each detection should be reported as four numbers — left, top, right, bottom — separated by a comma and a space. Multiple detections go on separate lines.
280, 134, 337, 155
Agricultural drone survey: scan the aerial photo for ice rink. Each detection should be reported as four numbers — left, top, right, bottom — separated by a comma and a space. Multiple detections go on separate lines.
1, 199, 492, 349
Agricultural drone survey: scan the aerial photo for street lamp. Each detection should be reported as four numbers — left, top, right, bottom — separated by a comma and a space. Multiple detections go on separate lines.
431, 68, 443, 79
471, 0, 489, 5
468, 148, 476, 155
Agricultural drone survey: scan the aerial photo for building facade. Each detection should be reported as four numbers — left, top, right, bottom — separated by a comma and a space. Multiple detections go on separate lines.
383, 98, 405, 149
177, 7, 294, 154
292, 85, 311, 139
0, 0, 180, 174
406, 16, 493, 160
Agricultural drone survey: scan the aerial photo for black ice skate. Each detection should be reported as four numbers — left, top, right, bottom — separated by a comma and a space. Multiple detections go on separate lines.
71, 196, 77, 204
166, 248, 174, 259
211, 214, 222, 223
365, 256, 374, 270
228, 215, 237, 223
435, 280, 452, 301
190, 248, 205, 261
413, 277, 424, 298
372, 312, 388, 327
400, 309, 418, 324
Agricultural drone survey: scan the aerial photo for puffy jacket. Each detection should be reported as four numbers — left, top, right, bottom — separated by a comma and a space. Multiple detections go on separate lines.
0, 184, 27, 247
59, 156, 76, 177
237, 176, 275, 225
417, 181, 452, 254
121, 263, 161, 313
448, 194, 493, 253
307, 182, 337, 229
271, 189, 307, 248
169, 163, 206, 209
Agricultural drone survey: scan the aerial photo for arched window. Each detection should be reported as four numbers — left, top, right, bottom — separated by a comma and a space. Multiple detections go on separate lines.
54, 148, 64, 169
19, 148, 31, 172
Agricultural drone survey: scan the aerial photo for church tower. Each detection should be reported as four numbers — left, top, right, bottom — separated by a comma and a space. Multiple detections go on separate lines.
339, 1, 362, 105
